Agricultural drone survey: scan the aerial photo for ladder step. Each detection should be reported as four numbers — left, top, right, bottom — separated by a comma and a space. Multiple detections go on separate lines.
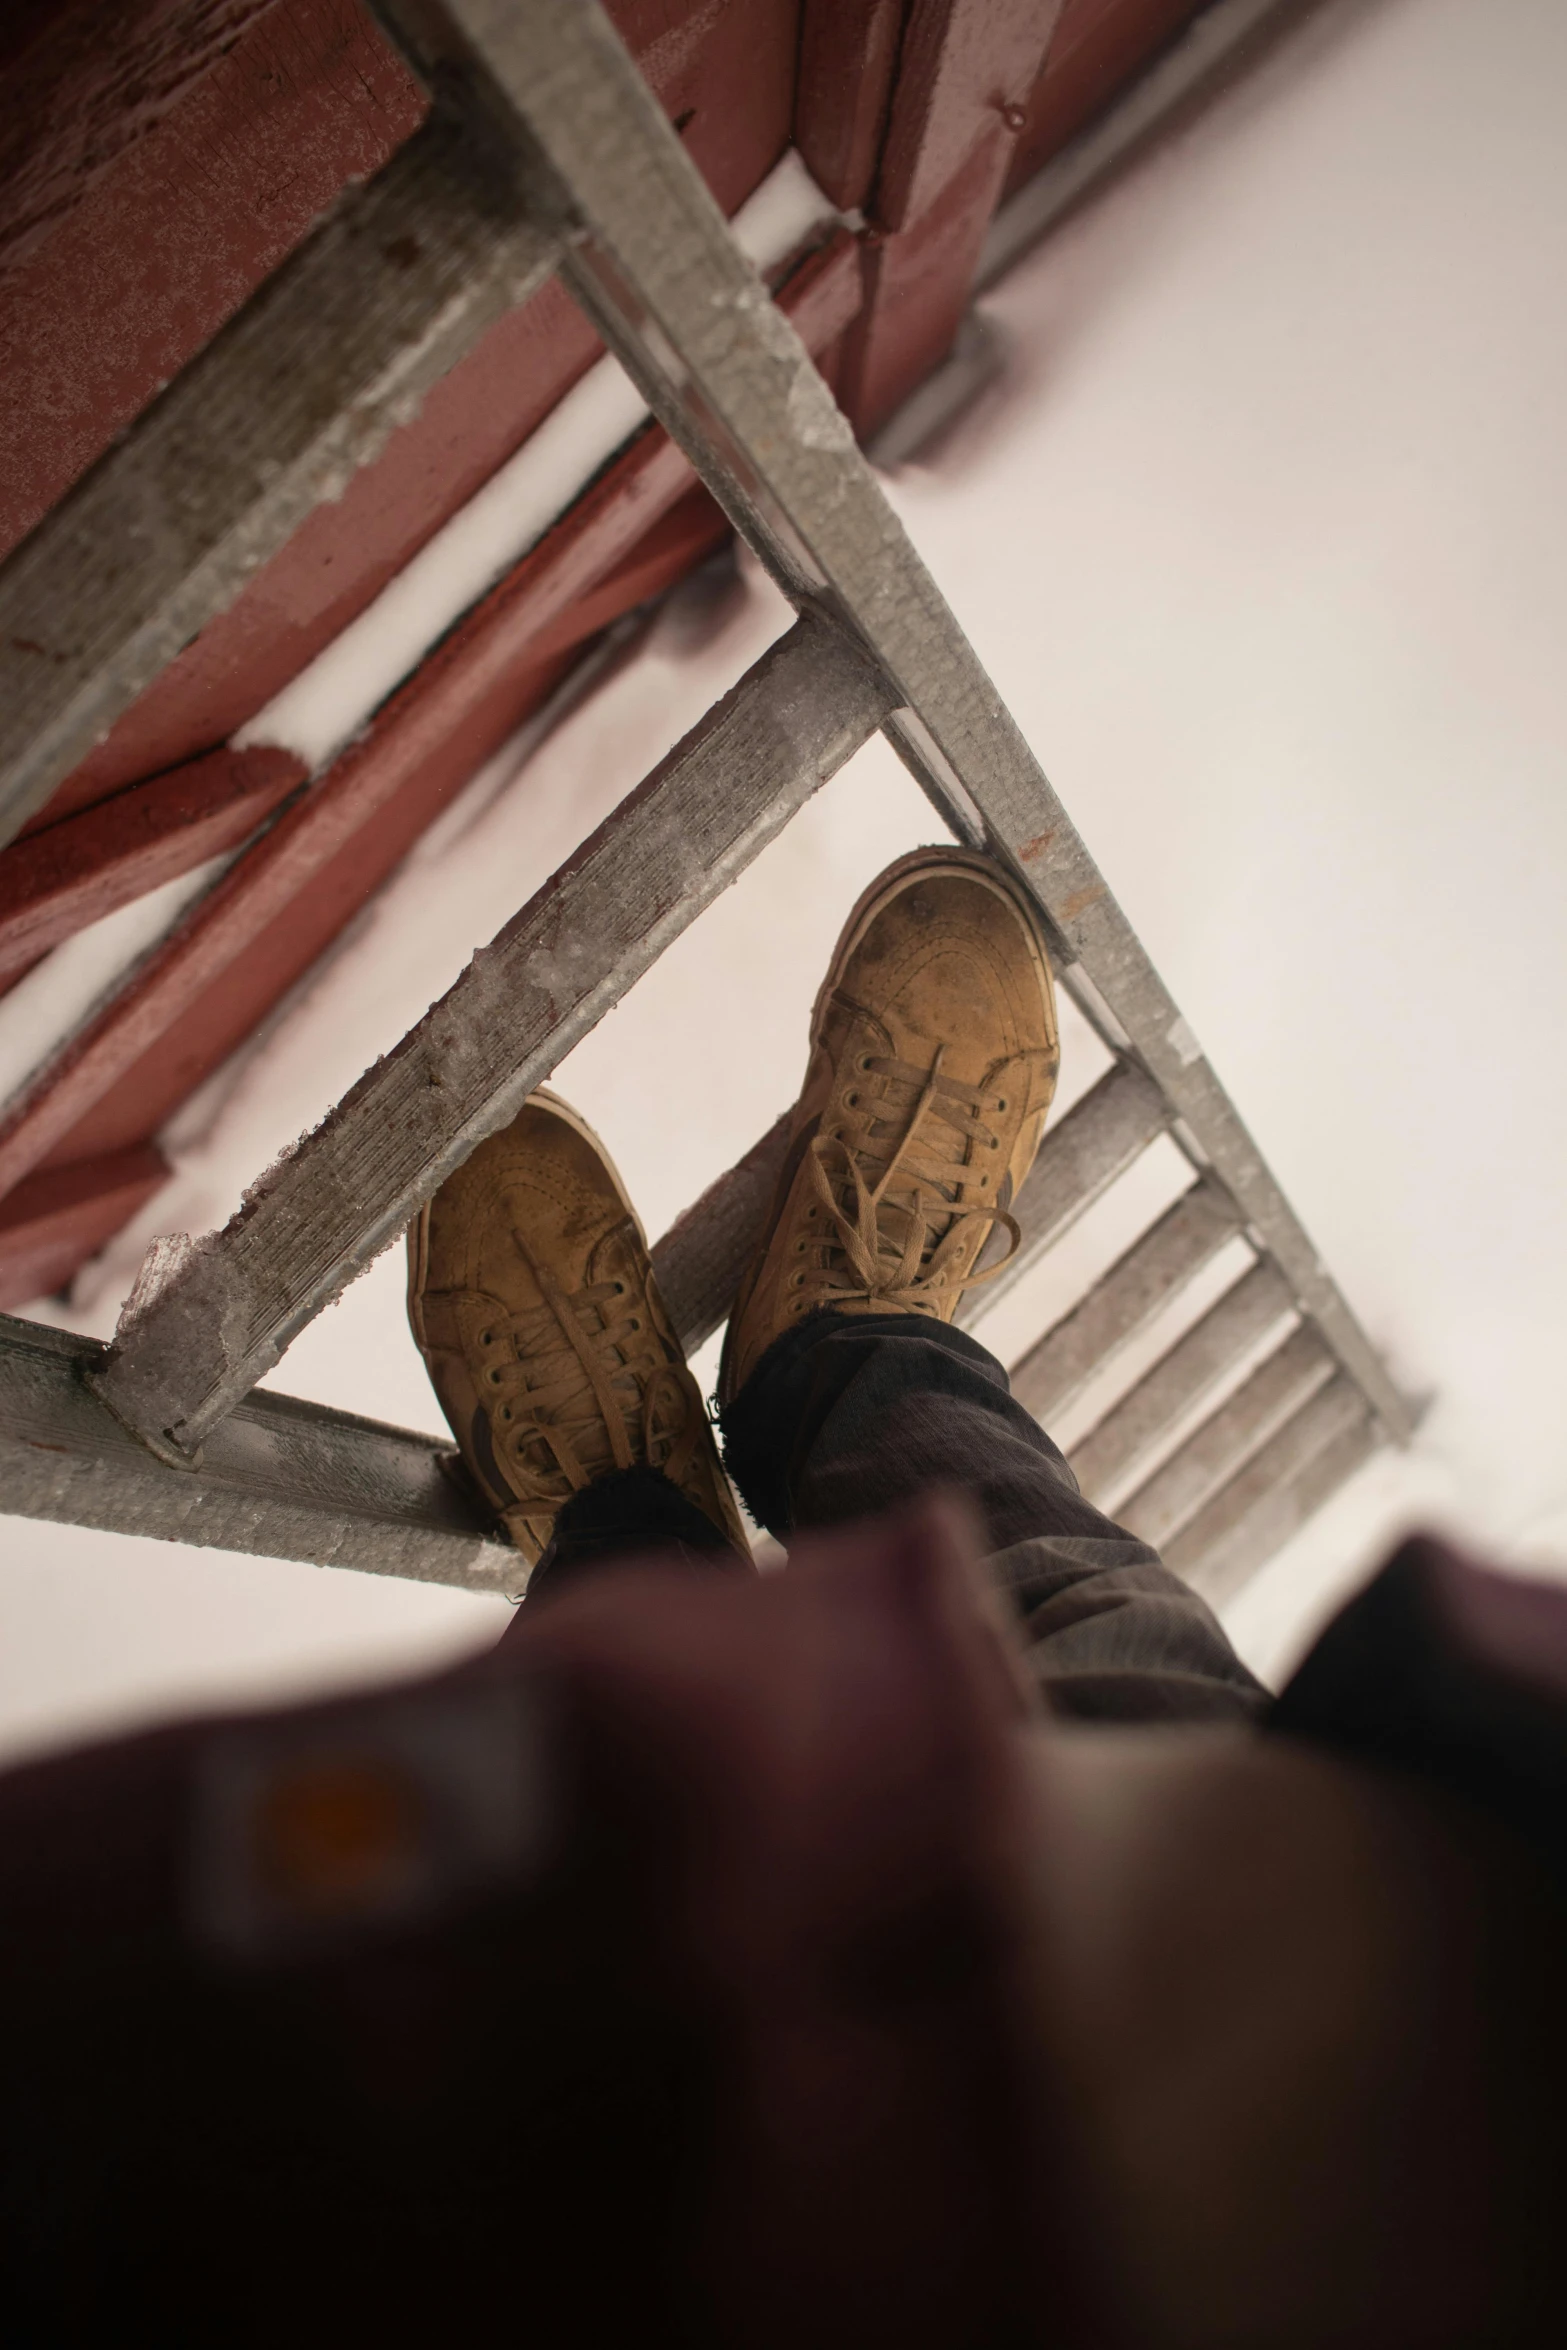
652, 1111, 791, 1355
956, 1060, 1167, 1327
652, 1056, 1166, 1357
1117, 1322, 1336, 1551
90, 616, 892, 1462
1010, 1177, 1239, 1425
1168, 1379, 1378, 1607
0, 115, 557, 849
1069, 1256, 1295, 1507
0, 1314, 513, 1594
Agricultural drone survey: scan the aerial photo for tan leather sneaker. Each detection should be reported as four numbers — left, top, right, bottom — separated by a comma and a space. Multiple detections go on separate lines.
408, 1089, 747, 1569
718, 848, 1060, 1405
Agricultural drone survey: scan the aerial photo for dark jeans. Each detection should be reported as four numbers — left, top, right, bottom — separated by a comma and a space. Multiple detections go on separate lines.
536, 1309, 1264, 1724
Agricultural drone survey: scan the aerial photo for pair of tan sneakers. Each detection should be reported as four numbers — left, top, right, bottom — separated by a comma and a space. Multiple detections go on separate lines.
407, 849, 1060, 1574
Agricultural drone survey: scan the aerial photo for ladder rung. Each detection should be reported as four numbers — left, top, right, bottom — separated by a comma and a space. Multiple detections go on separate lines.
1069, 1257, 1295, 1507
956, 1060, 1168, 1327
1168, 1379, 1378, 1607
652, 1056, 1166, 1357
652, 1111, 791, 1355
90, 617, 892, 1462
1118, 1322, 1335, 1551
0, 1314, 513, 1593
1010, 1177, 1239, 1424
0, 113, 557, 850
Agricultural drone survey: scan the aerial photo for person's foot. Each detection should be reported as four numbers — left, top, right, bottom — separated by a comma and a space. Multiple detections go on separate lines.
408, 1089, 747, 1569
718, 849, 1060, 1404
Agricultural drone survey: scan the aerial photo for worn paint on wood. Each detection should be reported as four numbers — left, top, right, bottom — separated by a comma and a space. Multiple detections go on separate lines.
0, 745, 305, 991
793, 0, 909, 212
1002, 0, 1204, 199
19, 0, 802, 831
0, 0, 428, 567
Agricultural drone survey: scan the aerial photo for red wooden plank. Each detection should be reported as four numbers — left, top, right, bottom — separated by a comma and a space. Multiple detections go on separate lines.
0, 230, 859, 1203
0, 1146, 169, 1309
1002, 0, 1205, 198
0, 0, 428, 568
0, 0, 280, 277
793, 0, 910, 213
20, 0, 804, 832
845, 132, 1018, 437
51, 495, 730, 1173
0, 746, 305, 992
835, 0, 1063, 438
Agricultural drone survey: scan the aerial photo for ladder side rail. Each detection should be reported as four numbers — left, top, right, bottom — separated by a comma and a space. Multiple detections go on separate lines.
0, 1315, 516, 1594
0, 108, 557, 849
89, 617, 893, 1460
399, 0, 1409, 1444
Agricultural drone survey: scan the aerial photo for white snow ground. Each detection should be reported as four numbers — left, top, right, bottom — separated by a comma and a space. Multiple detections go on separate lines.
4, 0, 1566, 1759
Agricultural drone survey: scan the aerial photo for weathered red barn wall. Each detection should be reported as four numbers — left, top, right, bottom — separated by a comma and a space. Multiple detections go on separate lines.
1003, 0, 1204, 195
0, 0, 1211, 1305
0, 0, 425, 571
11, 0, 802, 832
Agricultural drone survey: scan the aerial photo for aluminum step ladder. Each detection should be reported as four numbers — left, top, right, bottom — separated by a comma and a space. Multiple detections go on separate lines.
0, 0, 1411, 1612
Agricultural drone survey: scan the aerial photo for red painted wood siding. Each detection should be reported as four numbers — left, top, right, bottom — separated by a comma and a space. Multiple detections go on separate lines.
1004, 0, 1206, 197
9, 0, 803, 832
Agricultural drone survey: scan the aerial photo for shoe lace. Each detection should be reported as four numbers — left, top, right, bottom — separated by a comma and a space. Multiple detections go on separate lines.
484, 1232, 701, 1498
805, 1041, 1027, 1315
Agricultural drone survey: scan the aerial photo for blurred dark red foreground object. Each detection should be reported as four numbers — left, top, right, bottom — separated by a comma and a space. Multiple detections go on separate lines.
0, 1497, 1563, 2341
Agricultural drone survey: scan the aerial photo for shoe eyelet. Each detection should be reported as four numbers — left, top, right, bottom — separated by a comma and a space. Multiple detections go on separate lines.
480, 1330, 492, 1346
627, 1317, 641, 1333
857, 1054, 872, 1072
488, 1368, 502, 1384
795, 1239, 807, 1253
613, 1280, 627, 1295
501, 1407, 513, 1422
844, 1091, 859, 1109
979, 1174, 989, 1187
996, 1098, 1008, 1113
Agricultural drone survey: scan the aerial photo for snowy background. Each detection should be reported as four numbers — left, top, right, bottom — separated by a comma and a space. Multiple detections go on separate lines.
4, 0, 1564, 1761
